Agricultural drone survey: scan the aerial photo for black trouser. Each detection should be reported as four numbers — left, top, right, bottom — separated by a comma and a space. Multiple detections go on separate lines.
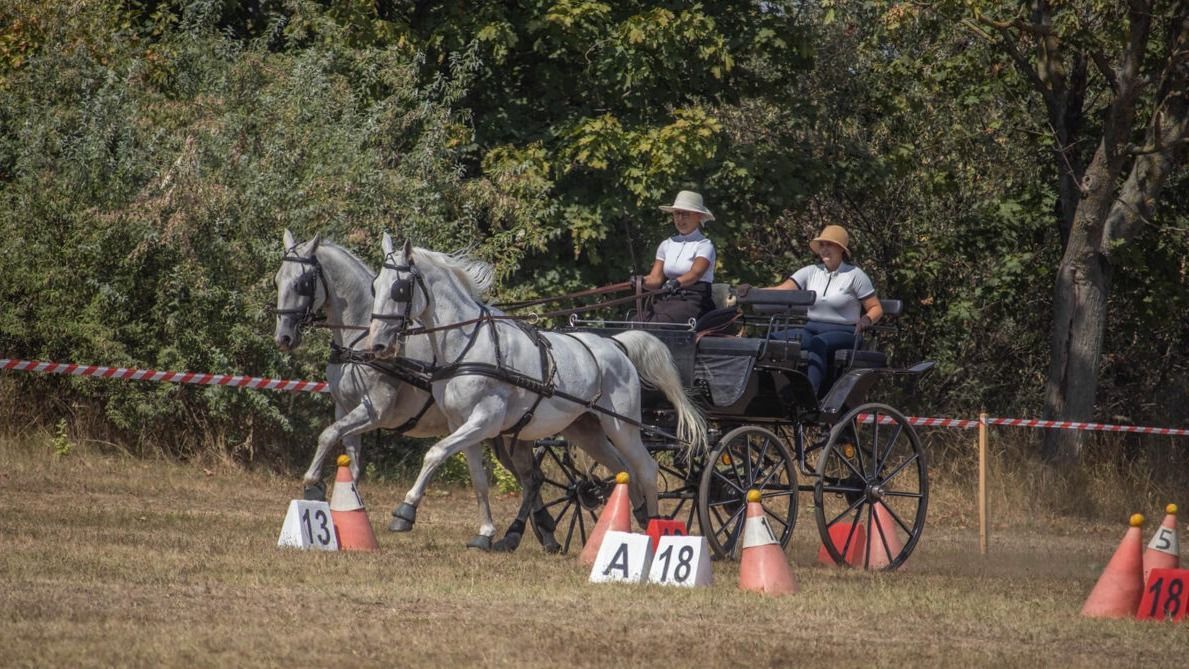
643, 282, 714, 324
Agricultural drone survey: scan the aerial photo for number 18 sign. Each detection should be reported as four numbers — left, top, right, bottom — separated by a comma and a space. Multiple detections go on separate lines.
1137, 568, 1189, 621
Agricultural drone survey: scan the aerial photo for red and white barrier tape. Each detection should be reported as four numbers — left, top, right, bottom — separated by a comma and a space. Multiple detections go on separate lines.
1, 358, 329, 394
3, 356, 1186, 436
855, 413, 1189, 436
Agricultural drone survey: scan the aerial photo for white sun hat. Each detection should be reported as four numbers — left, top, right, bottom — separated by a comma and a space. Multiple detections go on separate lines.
659, 190, 715, 222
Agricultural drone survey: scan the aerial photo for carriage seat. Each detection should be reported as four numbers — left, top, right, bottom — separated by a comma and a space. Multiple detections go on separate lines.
737, 288, 815, 316
695, 336, 762, 357
832, 299, 902, 370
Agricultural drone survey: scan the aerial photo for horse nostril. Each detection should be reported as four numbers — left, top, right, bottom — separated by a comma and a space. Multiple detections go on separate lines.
372, 344, 386, 354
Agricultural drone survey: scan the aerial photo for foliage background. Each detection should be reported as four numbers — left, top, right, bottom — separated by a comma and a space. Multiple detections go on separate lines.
0, 1, 1185, 479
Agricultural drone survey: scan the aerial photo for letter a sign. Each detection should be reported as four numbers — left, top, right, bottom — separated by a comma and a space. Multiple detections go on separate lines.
589, 531, 654, 584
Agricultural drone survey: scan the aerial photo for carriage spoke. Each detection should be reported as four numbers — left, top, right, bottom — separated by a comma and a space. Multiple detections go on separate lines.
710, 469, 747, 496
849, 416, 868, 477
561, 500, 578, 554
838, 504, 865, 560
867, 417, 879, 477
865, 506, 894, 567
879, 501, 915, 536
877, 452, 919, 486
763, 506, 790, 531
827, 495, 866, 528
819, 483, 865, 495
876, 422, 905, 473
883, 490, 924, 499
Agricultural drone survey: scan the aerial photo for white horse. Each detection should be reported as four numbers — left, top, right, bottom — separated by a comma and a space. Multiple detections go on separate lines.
366, 234, 706, 536
272, 230, 633, 552
273, 230, 535, 550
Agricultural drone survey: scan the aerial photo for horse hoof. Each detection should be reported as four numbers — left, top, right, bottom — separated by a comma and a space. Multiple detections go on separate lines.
388, 503, 417, 532
492, 533, 522, 552
542, 539, 562, 555
467, 535, 493, 551
302, 482, 326, 501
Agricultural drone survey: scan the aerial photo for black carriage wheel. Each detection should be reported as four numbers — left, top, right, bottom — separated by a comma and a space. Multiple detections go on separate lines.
813, 403, 928, 571
533, 440, 614, 555
697, 426, 798, 560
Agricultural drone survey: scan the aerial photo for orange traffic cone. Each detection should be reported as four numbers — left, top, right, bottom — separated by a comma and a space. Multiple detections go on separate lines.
579, 472, 632, 566
1143, 504, 1180, 584
738, 490, 798, 596
817, 521, 866, 567
865, 502, 906, 570
330, 455, 379, 552
1081, 514, 1145, 618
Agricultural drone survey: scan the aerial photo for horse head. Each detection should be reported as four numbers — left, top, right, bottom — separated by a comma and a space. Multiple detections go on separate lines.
273, 228, 324, 352
369, 232, 429, 359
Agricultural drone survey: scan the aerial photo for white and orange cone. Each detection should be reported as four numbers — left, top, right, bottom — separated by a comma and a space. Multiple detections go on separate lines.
1081, 514, 1145, 618
1143, 503, 1180, 584
330, 455, 379, 552
738, 490, 798, 596
579, 472, 632, 566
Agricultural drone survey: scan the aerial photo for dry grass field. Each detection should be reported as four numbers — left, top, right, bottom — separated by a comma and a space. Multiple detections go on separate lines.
2, 436, 1186, 668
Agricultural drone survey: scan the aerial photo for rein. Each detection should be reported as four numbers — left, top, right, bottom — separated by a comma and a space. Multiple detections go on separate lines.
495, 281, 632, 310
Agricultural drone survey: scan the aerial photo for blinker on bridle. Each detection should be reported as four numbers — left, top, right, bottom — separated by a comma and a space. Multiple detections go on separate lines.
274, 251, 326, 326
370, 255, 426, 333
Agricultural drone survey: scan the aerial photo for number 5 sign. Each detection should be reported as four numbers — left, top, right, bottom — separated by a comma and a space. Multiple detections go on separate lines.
277, 500, 339, 551
1137, 569, 1189, 621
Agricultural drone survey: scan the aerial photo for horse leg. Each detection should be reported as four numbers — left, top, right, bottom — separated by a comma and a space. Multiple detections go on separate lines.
302, 401, 364, 499
491, 439, 551, 553
598, 419, 659, 524
562, 415, 649, 526
461, 442, 496, 550
390, 401, 503, 533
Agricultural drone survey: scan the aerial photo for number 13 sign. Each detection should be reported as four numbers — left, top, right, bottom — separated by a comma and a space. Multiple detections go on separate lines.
1137, 569, 1189, 621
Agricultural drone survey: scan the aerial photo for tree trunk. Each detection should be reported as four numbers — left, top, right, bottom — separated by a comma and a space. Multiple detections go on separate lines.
1040, 154, 1116, 465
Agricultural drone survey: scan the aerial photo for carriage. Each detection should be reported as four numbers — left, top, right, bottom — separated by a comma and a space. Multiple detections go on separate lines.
529, 286, 935, 571
275, 233, 934, 571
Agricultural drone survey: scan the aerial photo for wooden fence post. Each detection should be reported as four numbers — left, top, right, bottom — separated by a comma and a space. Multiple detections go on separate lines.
978, 411, 989, 555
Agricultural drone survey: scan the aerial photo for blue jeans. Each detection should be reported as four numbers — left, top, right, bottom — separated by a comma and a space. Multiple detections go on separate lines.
773, 320, 859, 396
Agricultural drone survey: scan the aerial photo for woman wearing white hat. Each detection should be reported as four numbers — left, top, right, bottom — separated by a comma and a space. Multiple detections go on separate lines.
638, 190, 718, 324
751, 224, 883, 395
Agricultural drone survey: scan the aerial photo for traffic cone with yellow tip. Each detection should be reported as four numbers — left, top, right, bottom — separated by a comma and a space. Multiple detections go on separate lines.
738, 490, 798, 596
330, 455, 379, 552
1143, 504, 1180, 584
579, 472, 632, 566
1081, 514, 1145, 618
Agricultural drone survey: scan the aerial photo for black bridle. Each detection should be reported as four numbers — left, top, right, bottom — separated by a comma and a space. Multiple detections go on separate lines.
274, 249, 329, 331
370, 254, 430, 335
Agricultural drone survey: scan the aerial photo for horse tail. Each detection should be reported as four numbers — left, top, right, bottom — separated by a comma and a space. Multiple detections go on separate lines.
611, 330, 708, 454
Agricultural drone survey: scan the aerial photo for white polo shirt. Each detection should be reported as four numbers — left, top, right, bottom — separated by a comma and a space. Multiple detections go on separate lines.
656, 231, 715, 283
790, 262, 876, 324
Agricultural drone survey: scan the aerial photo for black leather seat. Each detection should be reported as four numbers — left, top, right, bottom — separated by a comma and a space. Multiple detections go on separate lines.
696, 337, 763, 357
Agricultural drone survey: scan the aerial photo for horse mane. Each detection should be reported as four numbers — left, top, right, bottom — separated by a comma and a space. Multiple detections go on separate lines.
317, 239, 375, 277
413, 246, 495, 299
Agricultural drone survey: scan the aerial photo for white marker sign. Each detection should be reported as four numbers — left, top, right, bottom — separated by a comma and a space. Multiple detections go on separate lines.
648, 535, 713, 588
589, 531, 654, 584
277, 500, 339, 551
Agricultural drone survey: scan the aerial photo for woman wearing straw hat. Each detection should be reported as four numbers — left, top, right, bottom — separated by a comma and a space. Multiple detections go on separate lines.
751, 224, 883, 396
638, 190, 718, 324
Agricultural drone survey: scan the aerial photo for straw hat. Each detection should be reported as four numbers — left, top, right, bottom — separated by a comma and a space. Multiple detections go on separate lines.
659, 190, 715, 222
809, 225, 851, 257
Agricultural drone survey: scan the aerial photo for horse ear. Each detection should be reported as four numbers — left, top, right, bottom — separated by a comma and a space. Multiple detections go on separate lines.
403, 239, 413, 262
283, 228, 296, 250
382, 232, 394, 255
308, 232, 322, 253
